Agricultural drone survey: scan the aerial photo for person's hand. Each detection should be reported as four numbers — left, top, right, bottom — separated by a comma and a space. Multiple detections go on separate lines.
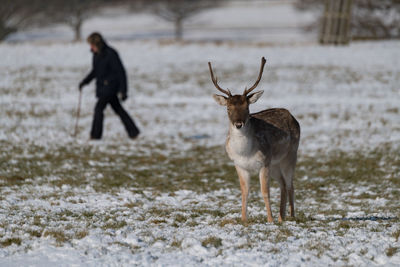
121, 93, 128, 102
79, 81, 85, 91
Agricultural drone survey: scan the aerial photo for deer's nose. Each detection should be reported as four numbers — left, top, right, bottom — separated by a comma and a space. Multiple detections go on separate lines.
235, 122, 244, 129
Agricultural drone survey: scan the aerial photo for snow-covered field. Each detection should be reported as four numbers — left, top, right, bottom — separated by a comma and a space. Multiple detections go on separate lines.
1, 40, 400, 266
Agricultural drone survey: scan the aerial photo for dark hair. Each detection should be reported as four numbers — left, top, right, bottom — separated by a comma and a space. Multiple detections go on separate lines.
87, 32, 105, 50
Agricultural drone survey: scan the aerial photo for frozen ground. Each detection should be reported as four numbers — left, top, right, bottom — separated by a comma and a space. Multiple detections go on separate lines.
0, 40, 400, 266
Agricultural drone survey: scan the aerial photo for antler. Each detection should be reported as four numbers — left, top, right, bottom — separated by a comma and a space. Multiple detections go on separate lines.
243, 57, 267, 96
208, 62, 232, 96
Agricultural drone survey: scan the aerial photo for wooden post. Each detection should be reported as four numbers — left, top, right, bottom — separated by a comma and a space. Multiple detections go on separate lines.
320, 0, 353, 45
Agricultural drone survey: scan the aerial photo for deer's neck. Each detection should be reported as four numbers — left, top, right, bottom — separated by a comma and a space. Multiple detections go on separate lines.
227, 120, 266, 172
228, 121, 255, 155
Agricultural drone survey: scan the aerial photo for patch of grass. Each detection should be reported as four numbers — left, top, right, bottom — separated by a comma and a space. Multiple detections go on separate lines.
186, 220, 199, 227
295, 146, 400, 215
392, 229, 400, 241
5, 140, 397, 203
360, 248, 368, 255
28, 229, 43, 238
0, 175, 28, 186
124, 201, 143, 209
246, 214, 273, 224
338, 221, 351, 229
153, 236, 167, 243
0, 237, 22, 247
269, 247, 281, 254
191, 208, 227, 218
147, 207, 174, 218
33, 215, 44, 227
353, 192, 375, 199
174, 214, 188, 224
219, 218, 240, 227
150, 219, 167, 224
102, 220, 127, 230
298, 150, 381, 184
389, 177, 400, 187
81, 211, 96, 220
75, 230, 89, 239
288, 211, 314, 224
43, 230, 68, 245
279, 226, 293, 237
333, 220, 356, 236
386, 107, 399, 114
0, 141, 239, 194
58, 209, 75, 220
272, 226, 294, 243
303, 239, 331, 258
202, 236, 223, 248
170, 239, 182, 248
386, 246, 398, 257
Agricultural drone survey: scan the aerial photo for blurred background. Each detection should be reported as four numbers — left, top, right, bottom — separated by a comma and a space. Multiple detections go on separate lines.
2, 0, 399, 44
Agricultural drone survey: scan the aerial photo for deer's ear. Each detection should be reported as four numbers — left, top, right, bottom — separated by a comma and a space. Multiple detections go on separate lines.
247, 90, 264, 104
213, 94, 228, 106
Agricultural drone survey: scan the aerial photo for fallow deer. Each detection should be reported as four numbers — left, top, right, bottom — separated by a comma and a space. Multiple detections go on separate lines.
209, 57, 300, 223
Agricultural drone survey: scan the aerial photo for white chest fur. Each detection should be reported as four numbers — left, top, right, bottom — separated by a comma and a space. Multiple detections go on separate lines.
226, 127, 264, 172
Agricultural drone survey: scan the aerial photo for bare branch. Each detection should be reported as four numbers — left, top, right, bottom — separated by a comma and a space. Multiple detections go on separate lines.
0, 0, 45, 41
150, 0, 225, 40
43, 0, 112, 41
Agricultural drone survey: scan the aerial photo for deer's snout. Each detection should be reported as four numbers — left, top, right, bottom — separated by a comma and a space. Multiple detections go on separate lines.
234, 122, 244, 129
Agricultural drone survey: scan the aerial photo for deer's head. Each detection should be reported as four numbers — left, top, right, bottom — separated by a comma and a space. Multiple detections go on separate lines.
209, 57, 266, 129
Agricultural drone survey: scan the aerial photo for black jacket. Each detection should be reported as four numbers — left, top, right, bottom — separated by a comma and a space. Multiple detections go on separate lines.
81, 44, 127, 98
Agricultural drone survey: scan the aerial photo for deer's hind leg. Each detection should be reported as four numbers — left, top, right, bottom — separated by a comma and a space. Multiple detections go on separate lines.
259, 166, 273, 223
280, 153, 297, 218
271, 165, 287, 223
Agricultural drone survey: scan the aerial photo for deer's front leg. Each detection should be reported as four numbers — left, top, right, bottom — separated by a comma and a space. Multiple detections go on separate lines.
235, 165, 250, 222
259, 166, 273, 223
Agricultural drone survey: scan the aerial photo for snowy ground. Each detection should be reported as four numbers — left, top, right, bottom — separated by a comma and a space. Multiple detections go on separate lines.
0, 40, 400, 266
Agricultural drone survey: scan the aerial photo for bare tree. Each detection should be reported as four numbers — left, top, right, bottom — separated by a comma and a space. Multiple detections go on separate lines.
352, 0, 400, 39
45, 0, 111, 41
151, 0, 224, 41
0, 0, 45, 41
295, 0, 400, 39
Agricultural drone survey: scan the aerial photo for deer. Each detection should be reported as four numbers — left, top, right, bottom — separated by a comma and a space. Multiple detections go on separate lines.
209, 57, 300, 223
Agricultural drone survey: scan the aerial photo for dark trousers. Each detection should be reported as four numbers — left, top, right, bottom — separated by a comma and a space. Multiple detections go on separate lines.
91, 95, 140, 139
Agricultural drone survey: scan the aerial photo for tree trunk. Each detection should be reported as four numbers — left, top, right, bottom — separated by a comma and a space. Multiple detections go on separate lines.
71, 10, 83, 42
174, 17, 183, 41
73, 18, 82, 41
0, 23, 16, 41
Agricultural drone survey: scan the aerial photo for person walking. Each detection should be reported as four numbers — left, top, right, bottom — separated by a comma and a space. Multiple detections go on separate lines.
79, 32, 140, 140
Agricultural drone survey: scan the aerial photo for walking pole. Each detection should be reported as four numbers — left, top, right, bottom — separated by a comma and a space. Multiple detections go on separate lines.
73, 89, 82, 137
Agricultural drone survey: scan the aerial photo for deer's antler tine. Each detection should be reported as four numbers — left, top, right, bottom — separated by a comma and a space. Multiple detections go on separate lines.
208, 62, 231, 96
243, 57, 267, 95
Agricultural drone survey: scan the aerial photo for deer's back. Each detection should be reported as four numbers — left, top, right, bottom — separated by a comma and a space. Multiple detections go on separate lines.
251, 108, 300, 145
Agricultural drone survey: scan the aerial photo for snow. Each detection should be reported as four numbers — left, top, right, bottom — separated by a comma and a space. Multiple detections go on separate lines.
2, 186, 398, 266
0, 40, 399, 153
